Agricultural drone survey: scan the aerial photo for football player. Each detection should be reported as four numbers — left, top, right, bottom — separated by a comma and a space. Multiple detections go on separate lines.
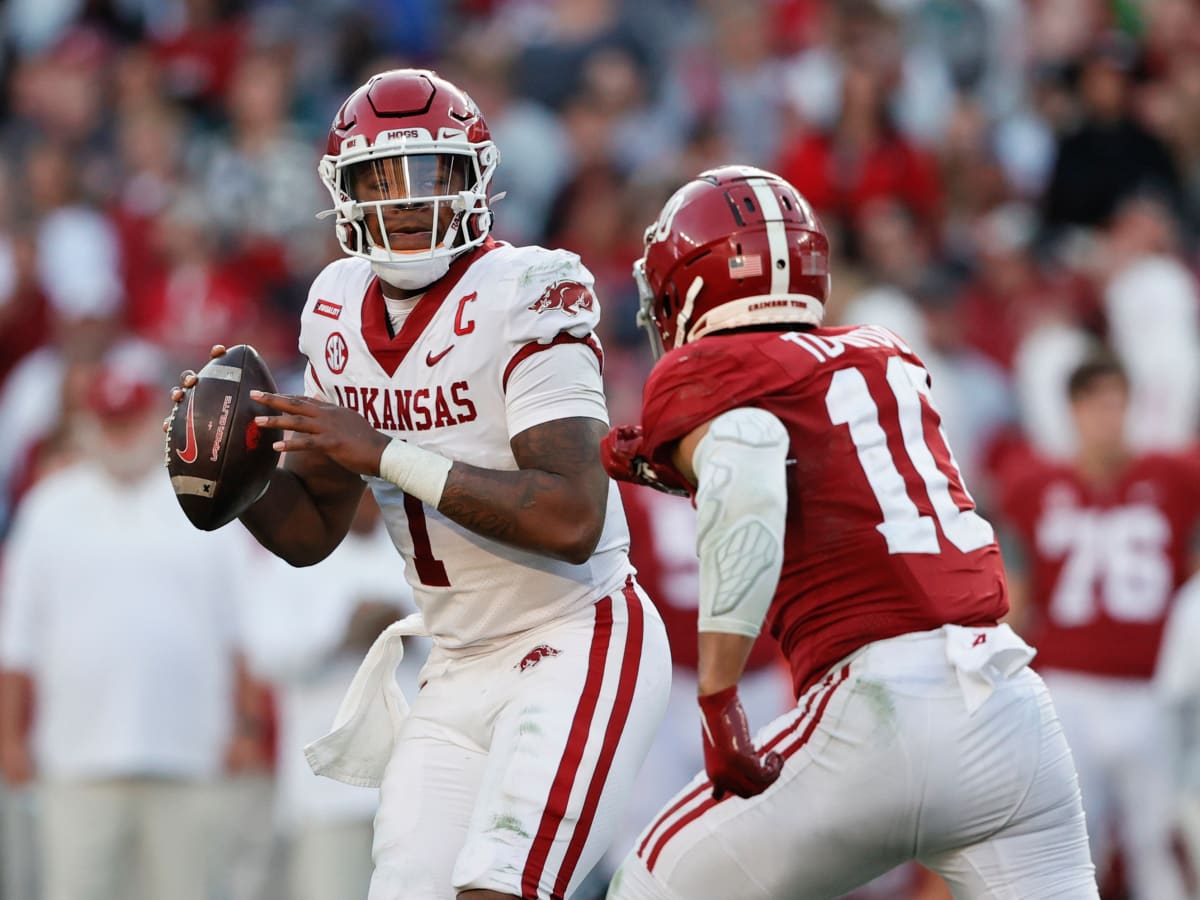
169, 69, 670, 900
601, 165, 1098, 899
998, 353, 1199, 900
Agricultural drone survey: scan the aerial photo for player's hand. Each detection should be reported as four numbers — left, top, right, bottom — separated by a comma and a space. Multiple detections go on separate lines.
163, 344, 228, 433
698, 685, 783, 801
251, 392, 391, 476
600, 425, 690, 496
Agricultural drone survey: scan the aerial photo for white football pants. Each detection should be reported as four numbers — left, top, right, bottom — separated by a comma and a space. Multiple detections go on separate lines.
369, 579, 671, 899
610, 626, 1098, 900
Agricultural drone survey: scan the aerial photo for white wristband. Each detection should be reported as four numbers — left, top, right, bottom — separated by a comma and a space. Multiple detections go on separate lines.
378, 439, 454, 508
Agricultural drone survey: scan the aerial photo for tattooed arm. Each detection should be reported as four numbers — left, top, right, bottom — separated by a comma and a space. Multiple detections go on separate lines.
436, 417, 611, 564
250, 391, 610, 565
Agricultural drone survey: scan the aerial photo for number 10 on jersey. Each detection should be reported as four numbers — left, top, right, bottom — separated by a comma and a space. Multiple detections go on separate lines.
825, 356, 994, 555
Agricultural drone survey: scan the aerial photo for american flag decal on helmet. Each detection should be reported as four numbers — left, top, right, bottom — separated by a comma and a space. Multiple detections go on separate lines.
728, 255, 763, 278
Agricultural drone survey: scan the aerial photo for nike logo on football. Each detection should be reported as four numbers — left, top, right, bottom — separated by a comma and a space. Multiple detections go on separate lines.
426, 345, 454, 366
176, 390, 199, 464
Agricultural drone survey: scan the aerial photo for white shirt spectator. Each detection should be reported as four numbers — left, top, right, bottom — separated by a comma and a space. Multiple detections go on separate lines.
0, 460, 245, 779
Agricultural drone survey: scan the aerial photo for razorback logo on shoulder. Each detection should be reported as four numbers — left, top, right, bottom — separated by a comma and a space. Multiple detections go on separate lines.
528, 280, 595, 317
314, 299, 343, 320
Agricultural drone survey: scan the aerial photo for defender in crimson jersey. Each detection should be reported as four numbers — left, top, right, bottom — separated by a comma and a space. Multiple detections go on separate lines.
602, 165, 1097, 899
998, 354, 1198, 900
168, 70, 670, 900
638, 326, 1009, 698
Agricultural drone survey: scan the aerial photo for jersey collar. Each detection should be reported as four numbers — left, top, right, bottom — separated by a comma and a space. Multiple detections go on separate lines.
361, 237, 500, 376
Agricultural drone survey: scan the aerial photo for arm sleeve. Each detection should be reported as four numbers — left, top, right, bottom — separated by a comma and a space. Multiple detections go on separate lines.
504, 341, 608, 438
693, 407, 789, 638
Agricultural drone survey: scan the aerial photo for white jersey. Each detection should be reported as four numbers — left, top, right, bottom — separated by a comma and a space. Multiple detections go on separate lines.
298, 239, 633, 649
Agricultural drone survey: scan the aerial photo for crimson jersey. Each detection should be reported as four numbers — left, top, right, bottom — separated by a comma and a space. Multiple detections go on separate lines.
639, 325, 1009, 696
618, 482, 782, 672
999, 450, 1200, 678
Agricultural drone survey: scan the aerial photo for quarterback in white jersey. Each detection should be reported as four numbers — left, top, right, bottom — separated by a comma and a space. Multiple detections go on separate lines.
298, 243, 633, 647
170, 69, 670, 900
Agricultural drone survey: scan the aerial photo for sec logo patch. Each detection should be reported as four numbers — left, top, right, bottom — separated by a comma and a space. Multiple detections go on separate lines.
325, 332, 348, 374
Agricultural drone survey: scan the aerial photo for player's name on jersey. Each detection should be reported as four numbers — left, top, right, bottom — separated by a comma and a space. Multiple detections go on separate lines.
330, 382, 477, 432
782, 325, 912, 363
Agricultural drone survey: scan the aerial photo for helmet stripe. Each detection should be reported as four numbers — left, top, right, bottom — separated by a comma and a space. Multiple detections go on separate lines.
749, 180, 788, 296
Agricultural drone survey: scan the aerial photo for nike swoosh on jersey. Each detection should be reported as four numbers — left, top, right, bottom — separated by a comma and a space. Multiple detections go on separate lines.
426, 345, 454, 366
176, 390, 199, 464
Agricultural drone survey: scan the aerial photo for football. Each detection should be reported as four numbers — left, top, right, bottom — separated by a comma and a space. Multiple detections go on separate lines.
165, 344, 282, 531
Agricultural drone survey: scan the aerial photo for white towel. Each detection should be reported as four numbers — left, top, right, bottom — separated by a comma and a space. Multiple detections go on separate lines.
944, 623, 1036, 715
304, 613, 428, 787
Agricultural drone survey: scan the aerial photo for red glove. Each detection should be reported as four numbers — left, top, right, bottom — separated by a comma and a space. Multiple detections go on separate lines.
600, 425, 690, 496
698, 686, 783, 800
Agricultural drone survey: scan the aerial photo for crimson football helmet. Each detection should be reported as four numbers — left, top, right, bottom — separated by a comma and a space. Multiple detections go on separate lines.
319, 69, 499, 290
634, 165, 830, 358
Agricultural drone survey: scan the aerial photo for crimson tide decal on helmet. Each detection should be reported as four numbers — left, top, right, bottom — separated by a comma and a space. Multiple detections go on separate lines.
325, 332, 349, 374
528, 281, 595, 317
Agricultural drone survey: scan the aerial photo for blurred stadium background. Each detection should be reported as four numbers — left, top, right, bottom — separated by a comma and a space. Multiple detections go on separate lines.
2, 0, 1200, 898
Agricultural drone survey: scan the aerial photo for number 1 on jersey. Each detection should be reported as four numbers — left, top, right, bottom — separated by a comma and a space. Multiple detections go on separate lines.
826, 356, 993, 555
403, 493, 451, 586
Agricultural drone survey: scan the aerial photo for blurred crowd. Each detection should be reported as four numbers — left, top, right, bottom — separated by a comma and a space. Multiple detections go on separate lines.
2, 0, 1200, 898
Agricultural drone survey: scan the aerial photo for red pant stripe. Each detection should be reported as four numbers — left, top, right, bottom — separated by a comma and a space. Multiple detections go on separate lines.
551, 579, 645, 898
762, 664, 850, 754
521, 596, 614, 898
635, 782, 710, 860
642, 666, 851, 874
776, 665, 850, 759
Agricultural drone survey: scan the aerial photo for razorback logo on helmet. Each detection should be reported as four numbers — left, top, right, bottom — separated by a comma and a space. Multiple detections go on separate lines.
528, 281, 595, 317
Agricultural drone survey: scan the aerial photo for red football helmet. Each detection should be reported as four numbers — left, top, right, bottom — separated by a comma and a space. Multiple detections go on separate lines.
634, 165, 830, 358
319, 69, 499, 288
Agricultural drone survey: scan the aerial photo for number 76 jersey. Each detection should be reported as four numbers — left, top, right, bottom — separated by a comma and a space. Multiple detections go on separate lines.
638, 325, 1009, 697
998, 445, 1200, 679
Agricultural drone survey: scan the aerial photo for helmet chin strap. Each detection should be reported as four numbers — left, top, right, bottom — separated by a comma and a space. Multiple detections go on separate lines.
372, 256, 452, 291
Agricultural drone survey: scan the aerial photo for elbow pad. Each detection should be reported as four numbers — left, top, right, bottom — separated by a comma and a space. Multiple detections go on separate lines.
693, 407, 789, 638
